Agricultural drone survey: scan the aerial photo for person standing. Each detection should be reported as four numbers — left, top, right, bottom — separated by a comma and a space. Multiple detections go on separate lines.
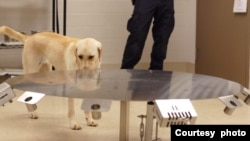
121, 0, 175, 70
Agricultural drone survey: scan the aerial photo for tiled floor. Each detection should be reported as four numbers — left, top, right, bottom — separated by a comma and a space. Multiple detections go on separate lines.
0, 88, 249, 141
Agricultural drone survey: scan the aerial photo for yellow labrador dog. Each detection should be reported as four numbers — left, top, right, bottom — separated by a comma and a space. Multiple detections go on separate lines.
0, 26, 102, 130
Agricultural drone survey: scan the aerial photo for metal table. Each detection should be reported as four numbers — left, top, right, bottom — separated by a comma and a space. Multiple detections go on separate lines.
4, 69, 249, 141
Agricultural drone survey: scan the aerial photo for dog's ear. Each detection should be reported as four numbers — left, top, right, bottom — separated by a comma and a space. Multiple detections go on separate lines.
96, 41, 102, 62
74, 44, 81, 67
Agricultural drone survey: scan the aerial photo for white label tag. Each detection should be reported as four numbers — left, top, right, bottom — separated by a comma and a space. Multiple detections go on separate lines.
233, 0, 248, 13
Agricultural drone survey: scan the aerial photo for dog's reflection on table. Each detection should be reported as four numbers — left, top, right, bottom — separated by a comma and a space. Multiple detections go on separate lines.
20, 69, 112, 130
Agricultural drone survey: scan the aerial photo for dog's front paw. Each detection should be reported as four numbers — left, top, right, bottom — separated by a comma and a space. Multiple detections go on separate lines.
70, 124, 82, 130
29, 112, 38, 119
70, 121, 82, 130
86, 118, 98, 127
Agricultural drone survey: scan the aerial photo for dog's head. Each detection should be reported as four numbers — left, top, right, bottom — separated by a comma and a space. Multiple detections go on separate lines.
75, 38, 102, 69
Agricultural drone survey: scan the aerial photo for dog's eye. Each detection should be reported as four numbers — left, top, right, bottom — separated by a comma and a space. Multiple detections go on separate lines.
78, 55, 83, 60
88, 55, 94, 60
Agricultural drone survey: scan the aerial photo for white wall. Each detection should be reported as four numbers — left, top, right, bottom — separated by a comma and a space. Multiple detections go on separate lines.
0, 0, 196, 66
0, 0, 51, 33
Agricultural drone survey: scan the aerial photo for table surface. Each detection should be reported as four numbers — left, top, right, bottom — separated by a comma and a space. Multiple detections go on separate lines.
6, 69, 243, 101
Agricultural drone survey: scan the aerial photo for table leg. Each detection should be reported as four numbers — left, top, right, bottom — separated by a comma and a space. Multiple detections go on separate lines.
144, 101, 154, 141
120, 101, 130, 141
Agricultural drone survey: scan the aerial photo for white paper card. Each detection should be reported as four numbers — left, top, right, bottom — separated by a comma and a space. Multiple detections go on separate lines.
17, 91, 45, 104
233, 0, 248, 13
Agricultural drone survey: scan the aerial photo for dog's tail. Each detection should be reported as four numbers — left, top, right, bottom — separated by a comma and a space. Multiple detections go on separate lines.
0, 26, 27, 42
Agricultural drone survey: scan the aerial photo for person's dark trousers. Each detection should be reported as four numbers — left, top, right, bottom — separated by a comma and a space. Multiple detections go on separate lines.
121, 0, 175, 70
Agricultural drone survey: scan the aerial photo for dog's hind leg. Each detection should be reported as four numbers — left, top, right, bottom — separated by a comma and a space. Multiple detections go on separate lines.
68, 98, 82, 130
26, 62, 51, 119
22, 47, 51, 119
38, 62, 53, 72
